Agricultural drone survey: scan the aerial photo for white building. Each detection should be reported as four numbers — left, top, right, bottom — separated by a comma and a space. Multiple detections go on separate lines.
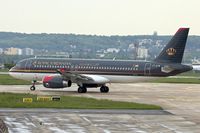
18, 48, 22, 55
137, 47, 148, 59
4, 47, 22, 55
96, 53, 105, 58
105, 48, 120, 53
22, 48, 34, 55
0, 48, 3, 54
0, 64, 4, 69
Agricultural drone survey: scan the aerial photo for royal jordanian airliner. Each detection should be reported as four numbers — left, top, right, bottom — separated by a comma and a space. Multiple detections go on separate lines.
9, 28, 192, 93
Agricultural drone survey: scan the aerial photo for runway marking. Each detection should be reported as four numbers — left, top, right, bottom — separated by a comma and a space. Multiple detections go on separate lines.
135, 131, 147, 133
82, 116, 92, 124
103, 129, 111, 133
160, 124, 182, 133
49, 127, 67, 133
93, 119, 111, 122
54, 116, 70, 122
25, 122, 36, 127
43, 122, 54, 126
4, 116, 31, 133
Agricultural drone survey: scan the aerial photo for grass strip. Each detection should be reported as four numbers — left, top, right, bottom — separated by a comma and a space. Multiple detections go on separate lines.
0, 69, 9, 72
0, 93, 161, 110
0, 74, 30, 85
151, 77, 200, 84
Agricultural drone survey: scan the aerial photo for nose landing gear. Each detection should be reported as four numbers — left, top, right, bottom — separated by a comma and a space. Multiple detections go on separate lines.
30, 80, 37, 91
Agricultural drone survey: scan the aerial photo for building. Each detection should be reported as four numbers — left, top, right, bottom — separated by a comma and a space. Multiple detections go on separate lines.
4, 47, 22, 55
22, 48, 34, 55
128, 43, 139, 60
137, 47, 148, 59
0, 64, 4, 69
105, 48, 120, 53
18, 49, 22, 55
0, 48, 3, 54
96, 53, 105, 58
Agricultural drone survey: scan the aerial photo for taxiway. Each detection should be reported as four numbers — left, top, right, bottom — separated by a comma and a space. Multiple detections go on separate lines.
0, 83, 200, 132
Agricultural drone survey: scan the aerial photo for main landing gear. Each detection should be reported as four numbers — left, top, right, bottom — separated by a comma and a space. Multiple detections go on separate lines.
77, 85, 109, 93
30, 80, 37, 91
100, 86, 109, 93
78, 86, 87, 93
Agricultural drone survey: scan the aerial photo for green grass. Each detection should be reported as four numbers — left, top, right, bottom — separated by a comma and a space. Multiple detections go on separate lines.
0, 69, 9, 72
151, 77, 200, 84
0, 93, 161, 109
0, 74, 30, 85
177, 70, 200, 77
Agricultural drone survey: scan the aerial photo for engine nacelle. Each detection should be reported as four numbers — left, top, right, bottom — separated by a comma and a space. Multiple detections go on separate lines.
43, 75, 72, 88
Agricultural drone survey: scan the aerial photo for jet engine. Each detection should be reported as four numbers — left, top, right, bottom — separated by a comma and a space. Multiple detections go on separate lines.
42, 75, 72, 88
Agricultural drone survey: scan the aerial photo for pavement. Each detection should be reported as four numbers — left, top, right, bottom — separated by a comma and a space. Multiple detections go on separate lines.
0, 83, 200, 132
0, 72, 8, 75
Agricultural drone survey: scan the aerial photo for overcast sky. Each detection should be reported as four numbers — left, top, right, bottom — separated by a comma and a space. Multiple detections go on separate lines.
0, 0, 199, 35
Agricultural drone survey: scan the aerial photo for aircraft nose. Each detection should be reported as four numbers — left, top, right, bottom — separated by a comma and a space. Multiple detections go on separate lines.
8, 67, 16, 77
9, 67, 14, 72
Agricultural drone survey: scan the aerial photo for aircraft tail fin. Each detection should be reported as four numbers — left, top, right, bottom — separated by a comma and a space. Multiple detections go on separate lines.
154, 28, 189, 63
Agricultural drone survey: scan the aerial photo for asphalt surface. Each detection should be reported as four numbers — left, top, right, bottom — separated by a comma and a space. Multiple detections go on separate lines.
0, 108, 169, 115
0, 72, 8, 75
0, 83, 200, 132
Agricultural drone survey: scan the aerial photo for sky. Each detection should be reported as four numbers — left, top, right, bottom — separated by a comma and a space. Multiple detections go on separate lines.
0, 0, 199, 35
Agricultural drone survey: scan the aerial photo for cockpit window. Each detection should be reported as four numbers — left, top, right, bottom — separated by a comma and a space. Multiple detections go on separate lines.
16, 62, 21, 67
16, 61, 23, 68
15, 60, 27, 68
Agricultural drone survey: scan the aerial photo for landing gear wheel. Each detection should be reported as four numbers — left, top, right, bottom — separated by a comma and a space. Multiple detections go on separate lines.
30, 86, 36, 91
104, 86, 109, 93
78, 86, 87, 93
30, 80, 37, 91
100, 87, 105, 92
100, 86, 109, 93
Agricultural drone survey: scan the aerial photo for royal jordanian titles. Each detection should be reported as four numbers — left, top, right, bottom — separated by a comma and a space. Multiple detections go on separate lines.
9, 28, 192, 93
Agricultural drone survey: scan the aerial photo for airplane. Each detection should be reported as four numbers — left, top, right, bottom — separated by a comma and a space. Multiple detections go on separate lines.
9, 28, 192, 93
192, 64, 200, 73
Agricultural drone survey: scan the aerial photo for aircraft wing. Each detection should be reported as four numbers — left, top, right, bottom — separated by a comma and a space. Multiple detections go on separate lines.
57, 69, 110, 84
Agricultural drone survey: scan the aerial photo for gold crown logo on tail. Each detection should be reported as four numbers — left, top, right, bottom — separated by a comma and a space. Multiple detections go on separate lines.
166, 48, 176, 56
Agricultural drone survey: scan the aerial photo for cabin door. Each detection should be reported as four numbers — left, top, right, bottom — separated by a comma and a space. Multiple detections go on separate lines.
144, 63, 151, 76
